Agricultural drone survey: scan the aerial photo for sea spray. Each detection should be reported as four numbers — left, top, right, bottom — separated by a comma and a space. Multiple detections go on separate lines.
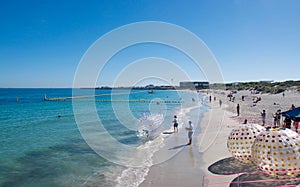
115, 104, 203, 187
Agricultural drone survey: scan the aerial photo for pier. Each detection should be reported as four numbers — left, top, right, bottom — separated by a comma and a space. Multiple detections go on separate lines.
43, 93, 183, 104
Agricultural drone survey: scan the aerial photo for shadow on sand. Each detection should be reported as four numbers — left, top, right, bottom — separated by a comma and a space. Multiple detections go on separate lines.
168, 144, 188, 150
208, 157, 257, 175
208, 157, 300, 187
162, 131, 174, 135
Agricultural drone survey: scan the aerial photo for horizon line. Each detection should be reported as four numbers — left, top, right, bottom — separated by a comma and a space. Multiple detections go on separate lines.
1, 79, 300, 89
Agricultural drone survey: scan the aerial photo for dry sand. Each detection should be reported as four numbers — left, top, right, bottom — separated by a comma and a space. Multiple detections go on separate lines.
140, 105, 204, 187
215, 89, 300, 126
140, 90, 300, 187
140, 95, 237, 187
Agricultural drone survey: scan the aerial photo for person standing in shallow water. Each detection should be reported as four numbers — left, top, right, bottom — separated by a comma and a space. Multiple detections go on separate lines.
173, 115, 178, 132
185, 121, 193, 145
236, 104, 240, 116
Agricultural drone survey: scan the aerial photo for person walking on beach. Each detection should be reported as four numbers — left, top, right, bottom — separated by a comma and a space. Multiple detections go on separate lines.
273, 109, 281, 128
277, 109, 281, 127
236, 104, 240, 116
185, 121, 193, 145
173, 115, 178, 132
273, 112, 279, 128
261, 110, 266, 126
219, 100, 222, 107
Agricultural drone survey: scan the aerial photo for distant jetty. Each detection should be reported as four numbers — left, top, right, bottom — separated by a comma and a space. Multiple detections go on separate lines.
83, 85, 178, 90
44, 94, 67, 101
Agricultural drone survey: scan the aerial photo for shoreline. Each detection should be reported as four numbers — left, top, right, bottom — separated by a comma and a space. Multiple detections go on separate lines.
140, 103, 206, 187
140, 90, 300, 187
115, 100, 205, 187
139, 96, 237, 187
197, 101, 238, 186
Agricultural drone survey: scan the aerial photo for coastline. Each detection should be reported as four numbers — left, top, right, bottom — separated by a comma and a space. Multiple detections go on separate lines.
197, 101, 238, 186
140, 90, 300, 187
139, 96, 238, 187
140, 104, 205, 187
115, 95, 206, 187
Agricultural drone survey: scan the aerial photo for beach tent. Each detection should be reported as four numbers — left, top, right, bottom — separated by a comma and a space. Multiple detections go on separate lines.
281, 107, 300, 121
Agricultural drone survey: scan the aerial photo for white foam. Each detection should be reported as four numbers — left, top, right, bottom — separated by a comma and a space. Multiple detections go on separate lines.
115, 135, 165, 187
136, 113, 164, 138
115, 103, 203, 187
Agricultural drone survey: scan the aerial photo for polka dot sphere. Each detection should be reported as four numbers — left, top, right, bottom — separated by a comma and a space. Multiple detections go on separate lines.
251, 128, 300, 178
227, 124, 265, 163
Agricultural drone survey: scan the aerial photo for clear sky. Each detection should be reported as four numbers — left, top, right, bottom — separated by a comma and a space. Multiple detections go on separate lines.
1, 0, 299, 87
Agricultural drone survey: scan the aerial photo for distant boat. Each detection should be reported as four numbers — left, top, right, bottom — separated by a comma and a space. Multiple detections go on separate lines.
148, 90, 155, 94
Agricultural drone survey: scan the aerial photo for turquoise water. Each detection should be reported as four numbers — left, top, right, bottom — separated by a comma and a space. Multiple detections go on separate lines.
0, 88, 204, 187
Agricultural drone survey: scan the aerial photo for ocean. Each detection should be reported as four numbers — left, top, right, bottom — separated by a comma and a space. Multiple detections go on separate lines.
0, 88, 206, 187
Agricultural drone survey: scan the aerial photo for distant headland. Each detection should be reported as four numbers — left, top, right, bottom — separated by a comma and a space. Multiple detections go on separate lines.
82, 80, 300, 94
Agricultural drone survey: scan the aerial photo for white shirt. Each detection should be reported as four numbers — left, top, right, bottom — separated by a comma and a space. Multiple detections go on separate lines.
187, 123, 193, 132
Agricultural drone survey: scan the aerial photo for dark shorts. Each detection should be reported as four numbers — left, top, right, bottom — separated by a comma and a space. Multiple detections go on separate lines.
174, 123, 178, 127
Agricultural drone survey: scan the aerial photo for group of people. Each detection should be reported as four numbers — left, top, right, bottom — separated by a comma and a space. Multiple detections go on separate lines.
173, 115, 194, 145
283, 104, 299, 132
260, 104, 299, 133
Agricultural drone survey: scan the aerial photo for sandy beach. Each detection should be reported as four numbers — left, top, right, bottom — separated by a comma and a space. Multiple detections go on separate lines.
140, 105, 204, 187
141, 90, 300, 187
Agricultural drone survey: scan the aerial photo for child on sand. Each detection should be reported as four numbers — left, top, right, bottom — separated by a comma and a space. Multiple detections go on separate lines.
173, 115, 178, 132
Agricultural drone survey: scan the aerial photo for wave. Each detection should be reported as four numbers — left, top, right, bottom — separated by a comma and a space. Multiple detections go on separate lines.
115, 102, 203, 187
115, 135, 165, 187
136, 113, 164, 139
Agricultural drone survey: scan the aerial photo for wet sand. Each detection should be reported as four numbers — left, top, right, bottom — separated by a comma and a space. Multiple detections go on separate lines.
140, 90, 300, 187
140, 105, 204, 187
141, 98, 238, 187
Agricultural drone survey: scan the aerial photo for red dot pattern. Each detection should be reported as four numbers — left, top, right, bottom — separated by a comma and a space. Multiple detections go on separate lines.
227, 124, 265, 163
251, 128, 300, 178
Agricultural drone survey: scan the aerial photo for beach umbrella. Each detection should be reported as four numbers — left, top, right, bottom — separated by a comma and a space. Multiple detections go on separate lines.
227, 124, 265, 163
281, 107, 300, 121
251, 128, 300, 178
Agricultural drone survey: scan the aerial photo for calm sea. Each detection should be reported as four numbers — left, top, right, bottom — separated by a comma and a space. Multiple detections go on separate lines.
0, 88, 205, 187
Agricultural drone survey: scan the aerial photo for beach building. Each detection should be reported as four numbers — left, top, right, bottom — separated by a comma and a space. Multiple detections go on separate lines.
179, 81, 209, 89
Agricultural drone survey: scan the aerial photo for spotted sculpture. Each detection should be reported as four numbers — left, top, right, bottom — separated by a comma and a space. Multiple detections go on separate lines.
227, 124, 265, 163
251, 128, 300, 178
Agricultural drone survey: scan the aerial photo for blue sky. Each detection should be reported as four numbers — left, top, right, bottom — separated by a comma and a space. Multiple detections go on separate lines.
1, 0, 300, 87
